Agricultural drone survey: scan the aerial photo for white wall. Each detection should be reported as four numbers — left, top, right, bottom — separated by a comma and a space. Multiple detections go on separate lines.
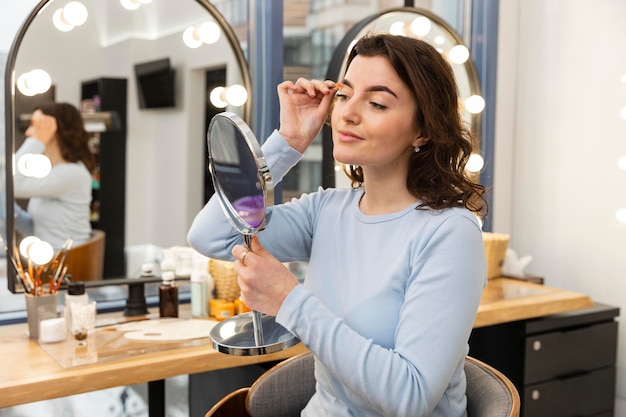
494, 0, 626, 413
0, 1, 39, 51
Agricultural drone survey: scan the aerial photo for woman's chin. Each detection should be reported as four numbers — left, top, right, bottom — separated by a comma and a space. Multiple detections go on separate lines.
332, 151, 357, 167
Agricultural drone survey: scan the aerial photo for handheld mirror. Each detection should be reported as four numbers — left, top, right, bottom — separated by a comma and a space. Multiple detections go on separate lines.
207, 112, 300, 356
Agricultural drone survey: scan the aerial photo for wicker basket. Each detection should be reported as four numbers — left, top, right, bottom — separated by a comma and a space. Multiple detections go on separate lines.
482, 232, 510, 279
210, 259, 240, 301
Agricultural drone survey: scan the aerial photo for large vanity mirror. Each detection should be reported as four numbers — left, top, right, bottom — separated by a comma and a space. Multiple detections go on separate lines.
323, 7, 484, 187
5, 0, 251, 293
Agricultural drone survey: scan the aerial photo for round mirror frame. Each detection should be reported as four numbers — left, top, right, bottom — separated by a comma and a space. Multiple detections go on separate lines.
4, 0, 252, 293
322, 7, 484, 188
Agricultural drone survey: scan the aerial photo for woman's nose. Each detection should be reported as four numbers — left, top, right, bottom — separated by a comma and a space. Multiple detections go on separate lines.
338, 99, 360, 125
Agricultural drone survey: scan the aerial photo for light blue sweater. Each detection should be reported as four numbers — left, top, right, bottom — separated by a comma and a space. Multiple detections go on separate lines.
188, 131, 486, 417
14, 137, 92, 250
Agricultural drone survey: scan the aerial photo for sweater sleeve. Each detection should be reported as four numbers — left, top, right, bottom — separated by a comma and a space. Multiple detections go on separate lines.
187, 130, 303, 259
13, 137, 86, 199
276, 214, 486, 416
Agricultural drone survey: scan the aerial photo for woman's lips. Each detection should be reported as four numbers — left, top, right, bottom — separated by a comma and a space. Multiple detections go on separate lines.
336, 129, 363, 143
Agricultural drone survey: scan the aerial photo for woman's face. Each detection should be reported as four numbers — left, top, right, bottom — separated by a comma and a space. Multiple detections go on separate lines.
331, 55, 424, 172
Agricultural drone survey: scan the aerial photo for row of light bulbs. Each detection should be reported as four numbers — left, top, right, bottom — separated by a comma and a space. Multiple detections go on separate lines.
16, 66, 251, 110
380, 14, 486, 172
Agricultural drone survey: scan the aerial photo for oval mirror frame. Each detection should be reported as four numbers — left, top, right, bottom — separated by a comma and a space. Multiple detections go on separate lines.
207, 112, 274, 236
4, 0, 252, 293
322, 7, 484, 188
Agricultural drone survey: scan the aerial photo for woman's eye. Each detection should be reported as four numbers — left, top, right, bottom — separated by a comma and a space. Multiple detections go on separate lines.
370, 102, 387, 110
336, 92, 348, 100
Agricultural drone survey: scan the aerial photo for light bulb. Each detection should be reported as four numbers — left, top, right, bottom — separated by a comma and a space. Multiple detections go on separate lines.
26, 69, 52, 94
618, 155, 626, 171
197, 21, 221, 44
18, 154, 52, 178
616, 208, 626, 224
465, 95, 486, 114
410, 16, 432, 37
224, 85, 248, 106
29, 240, 54, 265
63, 2, 88, 27
388, 21, 406, 36
17, 69, 52, 96
19, 236, 41, 259
17, 73, 37, 96
449, 45, 470, 64
209, 87, 228, 108
120, 0, 141, 11
183, 26, 203, 48
17, 153, 33, 175
466, 153, 484, 173
620, 106, 626, 121
53, 8, 74, 32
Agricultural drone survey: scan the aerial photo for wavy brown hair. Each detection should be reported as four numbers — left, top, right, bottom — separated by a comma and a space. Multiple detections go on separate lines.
340, 34, 487, 217
36, 102, 96, 173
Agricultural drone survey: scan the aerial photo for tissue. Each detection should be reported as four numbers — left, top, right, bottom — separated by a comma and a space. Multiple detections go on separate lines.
501, 248, 533, 278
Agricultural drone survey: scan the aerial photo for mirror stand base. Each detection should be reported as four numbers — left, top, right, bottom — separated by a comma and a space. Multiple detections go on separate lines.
210, 312, 300, 356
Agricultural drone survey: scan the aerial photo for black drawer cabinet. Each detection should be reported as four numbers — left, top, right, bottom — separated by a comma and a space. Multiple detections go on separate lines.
469, 303, 619, 417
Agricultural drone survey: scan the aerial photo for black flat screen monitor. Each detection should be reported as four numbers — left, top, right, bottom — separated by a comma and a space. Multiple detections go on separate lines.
134, 58, 176, 109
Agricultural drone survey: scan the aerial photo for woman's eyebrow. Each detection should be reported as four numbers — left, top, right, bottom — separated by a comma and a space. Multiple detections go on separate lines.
341, 79, 398, 98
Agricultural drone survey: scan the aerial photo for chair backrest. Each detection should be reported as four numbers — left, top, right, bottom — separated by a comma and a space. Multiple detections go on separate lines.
243, 352, 520, 417
64, 229, 105, 281
204, 387, 251, 417
246, 352, 316, 417
465, 356, 520, 417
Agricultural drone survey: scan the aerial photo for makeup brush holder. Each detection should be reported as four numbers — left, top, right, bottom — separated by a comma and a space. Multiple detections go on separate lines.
25, 292, 59, 339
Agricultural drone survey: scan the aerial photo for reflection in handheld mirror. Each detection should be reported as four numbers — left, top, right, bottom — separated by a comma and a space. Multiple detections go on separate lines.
208, 112, 273, 235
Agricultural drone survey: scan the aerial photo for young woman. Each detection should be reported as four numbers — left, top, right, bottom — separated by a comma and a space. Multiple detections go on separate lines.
188, 34, 487, 416
14, 102, 95, 249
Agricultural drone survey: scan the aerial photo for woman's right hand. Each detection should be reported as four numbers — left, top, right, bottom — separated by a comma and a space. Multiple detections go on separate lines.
277, 78, 338, 154
26, 112, 57, 146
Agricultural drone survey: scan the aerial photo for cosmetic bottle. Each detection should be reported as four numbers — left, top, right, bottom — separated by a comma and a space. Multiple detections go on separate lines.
159, 271, 178, 318
65, 282, 89, 342
190, 257, 213, 318
65, 282, 89, 307
160, 248, 176, 276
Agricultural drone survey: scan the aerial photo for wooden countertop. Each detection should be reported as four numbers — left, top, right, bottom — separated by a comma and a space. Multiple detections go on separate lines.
0, 313, 307, 408
474, 277, 593, 328
0, 278, 593, 408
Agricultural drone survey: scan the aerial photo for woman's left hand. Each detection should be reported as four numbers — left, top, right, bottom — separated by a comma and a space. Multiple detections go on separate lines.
232, 236, 299, 316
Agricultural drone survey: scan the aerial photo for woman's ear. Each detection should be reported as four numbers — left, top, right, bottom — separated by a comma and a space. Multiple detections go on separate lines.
413, 136, 429, 149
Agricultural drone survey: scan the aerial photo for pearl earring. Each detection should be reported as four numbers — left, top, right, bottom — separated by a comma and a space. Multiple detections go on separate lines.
414, 146, 420, 153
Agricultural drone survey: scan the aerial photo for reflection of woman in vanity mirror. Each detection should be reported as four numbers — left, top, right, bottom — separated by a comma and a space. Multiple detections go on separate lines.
14, 102, 95, 250
189, 34, 487, 416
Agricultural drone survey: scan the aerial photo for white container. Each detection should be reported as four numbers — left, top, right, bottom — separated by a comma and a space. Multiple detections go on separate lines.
65, 282, 89, 307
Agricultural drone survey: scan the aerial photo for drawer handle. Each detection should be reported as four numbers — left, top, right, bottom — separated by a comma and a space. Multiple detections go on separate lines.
532, 340, 542, 351
531, 389, 540, 400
